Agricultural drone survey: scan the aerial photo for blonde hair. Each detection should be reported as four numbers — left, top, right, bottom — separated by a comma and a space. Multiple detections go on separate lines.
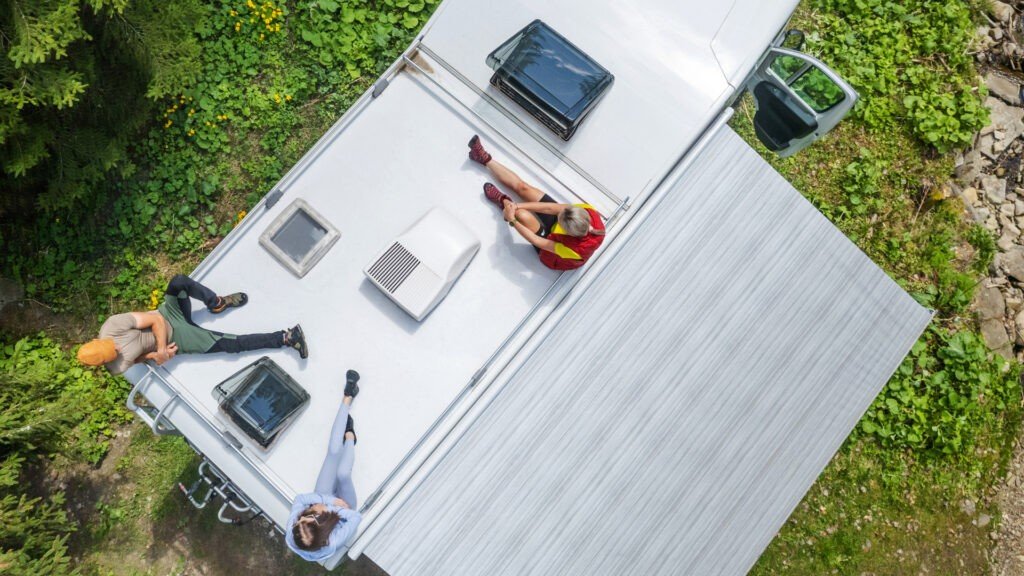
558, 206, 605, 237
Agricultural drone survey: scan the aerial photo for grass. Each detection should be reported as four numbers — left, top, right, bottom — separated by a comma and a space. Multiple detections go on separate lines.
70, 427, 329, 576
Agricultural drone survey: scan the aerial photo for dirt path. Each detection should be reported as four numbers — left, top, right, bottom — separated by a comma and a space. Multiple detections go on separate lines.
993, 435, 1024, 575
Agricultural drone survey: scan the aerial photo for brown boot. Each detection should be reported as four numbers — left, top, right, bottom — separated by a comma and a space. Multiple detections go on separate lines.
468, 135, 492, 165
483, 183, 512, 210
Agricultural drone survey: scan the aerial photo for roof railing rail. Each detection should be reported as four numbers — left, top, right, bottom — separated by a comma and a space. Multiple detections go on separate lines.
405, 44, 624, 208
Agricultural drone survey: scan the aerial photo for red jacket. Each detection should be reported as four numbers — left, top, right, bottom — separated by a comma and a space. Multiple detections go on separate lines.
539, 204, 605, 270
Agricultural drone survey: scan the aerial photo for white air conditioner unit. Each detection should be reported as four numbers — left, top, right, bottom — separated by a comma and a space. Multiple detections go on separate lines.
364, 208, 480, 321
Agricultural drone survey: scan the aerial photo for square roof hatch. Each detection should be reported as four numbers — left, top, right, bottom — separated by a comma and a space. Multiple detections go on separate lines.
260, 198, 340, 277
214, 356, 310, 449
487, 20, 614, 141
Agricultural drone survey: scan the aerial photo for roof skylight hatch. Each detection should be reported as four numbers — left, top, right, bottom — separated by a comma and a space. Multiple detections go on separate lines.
487, 20, 614, 141
214, 357, 310, 449
260, 198, 340, 277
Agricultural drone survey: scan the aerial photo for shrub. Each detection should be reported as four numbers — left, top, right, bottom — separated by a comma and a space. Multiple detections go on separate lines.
0, 334, 133, 576
806, 0, 988, 152
857, 327, 1020, 456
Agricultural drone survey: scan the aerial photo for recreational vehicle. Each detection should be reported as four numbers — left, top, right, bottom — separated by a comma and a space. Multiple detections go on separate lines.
123, 0, 932, 573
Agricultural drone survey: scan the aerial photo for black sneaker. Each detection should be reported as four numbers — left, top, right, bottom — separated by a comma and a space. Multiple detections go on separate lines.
285, 324, 308, 359
345, 415, 357, 445
345, 369, 360, 398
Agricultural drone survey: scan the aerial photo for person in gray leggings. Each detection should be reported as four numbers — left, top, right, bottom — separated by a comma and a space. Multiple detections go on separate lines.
285, 370, 362, 562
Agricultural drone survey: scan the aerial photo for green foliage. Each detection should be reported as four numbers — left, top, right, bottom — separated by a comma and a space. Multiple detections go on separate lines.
856, 328, 1020, 455
837, 148, 887, 218
1, 336, 132, 463
966, 224, 996, 274
0, 0, 205, 213
1, 0, 441, 317
0, 334, 135, 576
294, 0, 439, 75
806, 0, 988, 152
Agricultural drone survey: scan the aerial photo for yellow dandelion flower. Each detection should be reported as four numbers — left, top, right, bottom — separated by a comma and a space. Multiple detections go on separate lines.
285, 94, 292, 101
259, 33, 265, 40
229, 9, 237, 16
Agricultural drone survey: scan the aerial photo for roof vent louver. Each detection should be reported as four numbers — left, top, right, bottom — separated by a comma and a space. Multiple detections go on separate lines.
364, 208, 479, 321
367, 242, 422, 293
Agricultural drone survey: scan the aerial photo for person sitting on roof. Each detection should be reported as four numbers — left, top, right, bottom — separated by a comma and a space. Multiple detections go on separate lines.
467, 135, 606, 270
76, 274, 308, 374
286, 370, 363, 562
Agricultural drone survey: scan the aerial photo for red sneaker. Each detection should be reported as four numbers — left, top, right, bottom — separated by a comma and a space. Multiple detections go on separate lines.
483, 183, 512, 210
468, 135, 492, 165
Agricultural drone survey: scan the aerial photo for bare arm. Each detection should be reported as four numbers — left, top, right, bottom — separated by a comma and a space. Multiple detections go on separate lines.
516, 201, 568, 215
131, 312, 176, 364
503, 202, 556, 252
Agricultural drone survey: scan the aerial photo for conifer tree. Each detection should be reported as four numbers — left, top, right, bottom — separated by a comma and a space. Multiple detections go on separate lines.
0, 0, 203, 214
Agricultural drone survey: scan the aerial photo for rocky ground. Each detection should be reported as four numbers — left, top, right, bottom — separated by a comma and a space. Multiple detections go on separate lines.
964, 3, 1024, 575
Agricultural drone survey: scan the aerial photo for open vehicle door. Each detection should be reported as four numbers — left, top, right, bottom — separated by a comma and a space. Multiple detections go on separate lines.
745, 45, 858, 157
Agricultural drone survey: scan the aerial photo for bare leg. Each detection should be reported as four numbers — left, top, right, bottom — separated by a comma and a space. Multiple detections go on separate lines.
486, 159, 546, 203
486, 160, 546, 232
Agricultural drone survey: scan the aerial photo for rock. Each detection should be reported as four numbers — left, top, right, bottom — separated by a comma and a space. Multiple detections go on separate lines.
956, 150, 988, 185
962, 499, 978, 515
981, 134, 1000, 161
981, 318, 1013, 358
999, 232, 1017, 251
0, 278, 23, 312
1016, 310, 1024, 345
987, 73, 1022, 106
990, 1, 1015, 24
976, 206, 993, 224
985, 97, 1024, 145
1015, 199, 1024, 216
995, 139, 1010, 154
984, 174, 1009, 204
979, 513, 993, 528
964, 186, 980, 205
1001, 203, 1016, 218
976, 285, 1007, 320
1002, 247, 1024, 281
1008, 296, 1023, 313
1005, 42, 1021, 60
1000, 214, 1019, 234
996, 132, 1008, 143
993, 27, 1005, 41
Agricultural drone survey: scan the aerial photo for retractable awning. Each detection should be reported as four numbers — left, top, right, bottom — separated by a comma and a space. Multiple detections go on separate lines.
362, 126, 932, 575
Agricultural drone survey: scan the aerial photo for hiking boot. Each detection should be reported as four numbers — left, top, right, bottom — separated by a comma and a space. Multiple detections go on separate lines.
284, 324, 308, 359
345, 415, 357, 445
211, 292, 248, 314
483, 183, 512, 210
468, 135, 492, 165
345, 369, 360, 399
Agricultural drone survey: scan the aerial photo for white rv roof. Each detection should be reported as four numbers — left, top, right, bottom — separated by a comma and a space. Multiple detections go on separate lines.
419, 0, 799, 201
363, 125, 932, 576
144, 70, 605, 528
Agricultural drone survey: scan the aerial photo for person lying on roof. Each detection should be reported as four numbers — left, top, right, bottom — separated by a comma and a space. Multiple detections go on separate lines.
77, 275, 308, 374
467, 135, 606, 270
287, 370, 363, 562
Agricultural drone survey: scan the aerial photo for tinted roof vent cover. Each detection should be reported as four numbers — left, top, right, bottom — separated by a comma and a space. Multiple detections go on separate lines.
487, 20, 614, 141
214, 357, 310, 449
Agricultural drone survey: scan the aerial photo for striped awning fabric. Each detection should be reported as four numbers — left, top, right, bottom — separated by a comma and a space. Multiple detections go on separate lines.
364, 127, 932, 576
